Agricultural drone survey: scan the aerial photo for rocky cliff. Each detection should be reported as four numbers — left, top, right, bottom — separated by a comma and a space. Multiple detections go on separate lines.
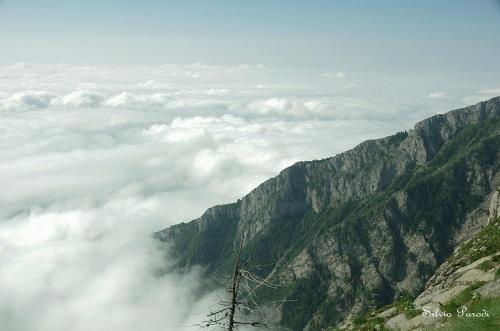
353, 195, 500, 331
156, 97, 500, 330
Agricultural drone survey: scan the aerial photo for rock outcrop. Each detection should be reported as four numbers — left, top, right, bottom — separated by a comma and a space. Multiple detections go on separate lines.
368, 213, 500, 331
488, 189, 500, 224
156, 97, 500, 330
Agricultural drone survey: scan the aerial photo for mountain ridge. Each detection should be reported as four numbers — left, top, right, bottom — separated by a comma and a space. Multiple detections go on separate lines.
156, 97, 500, 330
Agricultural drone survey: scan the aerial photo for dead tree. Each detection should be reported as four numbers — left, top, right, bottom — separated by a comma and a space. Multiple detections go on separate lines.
199, 233, 280, 331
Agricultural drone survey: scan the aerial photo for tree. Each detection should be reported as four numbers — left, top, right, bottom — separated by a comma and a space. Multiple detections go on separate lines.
199, 233, 279, 331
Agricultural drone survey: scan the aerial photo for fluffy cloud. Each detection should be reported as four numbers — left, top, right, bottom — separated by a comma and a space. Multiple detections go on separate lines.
246, 98, 334, 118
1, 90, 57, 111
5, 62, 33, 70
1, 63, 499, 331
428, 91, 448, 99
322, 71, 347, 79
137, 80, 166, 89
0, 199, 210, 331
0, 107, 351, 331
105, 92, 171, 109
204, 88, 231, 96
334, 72, 347, 79
0, 91, 104, 111
55, 91, 105, 108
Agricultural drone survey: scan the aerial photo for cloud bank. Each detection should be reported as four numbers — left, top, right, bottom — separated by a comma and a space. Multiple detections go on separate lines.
0, 63, 499, 331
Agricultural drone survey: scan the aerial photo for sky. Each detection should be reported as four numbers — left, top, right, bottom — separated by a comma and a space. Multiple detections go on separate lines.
0, 1, 500, 331
1, 0, 500, 69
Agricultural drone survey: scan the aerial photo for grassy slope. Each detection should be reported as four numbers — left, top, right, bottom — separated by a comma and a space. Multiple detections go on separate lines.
436, 297, 500, 331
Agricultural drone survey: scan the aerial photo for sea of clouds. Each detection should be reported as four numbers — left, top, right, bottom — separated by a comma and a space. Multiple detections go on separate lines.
0, 63, 499, 331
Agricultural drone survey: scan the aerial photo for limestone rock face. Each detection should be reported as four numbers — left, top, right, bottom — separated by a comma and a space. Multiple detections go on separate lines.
156, 97, 500, 330
488, 189, 500, 223
376, 214, 500, 331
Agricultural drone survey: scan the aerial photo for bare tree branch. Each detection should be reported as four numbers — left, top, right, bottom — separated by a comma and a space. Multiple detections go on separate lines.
198, 226, 281, 331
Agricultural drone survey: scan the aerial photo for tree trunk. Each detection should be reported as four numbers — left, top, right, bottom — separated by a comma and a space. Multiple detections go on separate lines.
228, 247, 241, 331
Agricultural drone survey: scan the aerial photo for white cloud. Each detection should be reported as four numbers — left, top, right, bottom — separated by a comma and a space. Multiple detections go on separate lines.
54, 91, 105, 108
478, 88, 500, 95
428, 91, 448, 99
105, 92, 170, 109
204, 88, 230, 96
250, 97, 294, 114
322, 71, 347, 79
334, 71, 347, 79
1, 90, 57, 111
0, 201, 209, 331
246, 97, 334, 118
137, 80, 165, 89
5, 62, 33, 70
104, 92, 136, 107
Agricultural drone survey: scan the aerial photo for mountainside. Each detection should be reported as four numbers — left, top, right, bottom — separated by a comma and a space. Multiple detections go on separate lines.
347, 202, 500, 331
156, 97, 500, 330
345, 204, 500, 331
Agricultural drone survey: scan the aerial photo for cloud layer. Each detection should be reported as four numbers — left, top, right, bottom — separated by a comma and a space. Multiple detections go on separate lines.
0, 63, 499, 331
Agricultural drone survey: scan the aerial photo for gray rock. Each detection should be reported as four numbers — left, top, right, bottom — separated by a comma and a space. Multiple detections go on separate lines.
376, 306, 397, 319
476, 280, 500, 298
456, 268, 495, 284
488, 189, 500, 223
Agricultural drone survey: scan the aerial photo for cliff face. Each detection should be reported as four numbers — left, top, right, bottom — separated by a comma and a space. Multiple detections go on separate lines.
156, 97, 500, 330
364, 194, 500, 331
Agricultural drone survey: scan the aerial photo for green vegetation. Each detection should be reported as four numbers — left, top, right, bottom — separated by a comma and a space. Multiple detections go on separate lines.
432, 297, 500, 331
390, 294, 422, 319
352, 316, 389, 331
478, 259, 495, 272
440, 287, 475, 314
471, 281, 488, 290
446, 217, 500, 269
280, 272, 329, 330
162, 209, 241, 275
323, 324, 392, 331
388, 131, 409, 145
340, 294, 420, 331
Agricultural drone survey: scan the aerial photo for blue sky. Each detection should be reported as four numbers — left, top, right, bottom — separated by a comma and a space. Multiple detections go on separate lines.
1, 0, 500, 70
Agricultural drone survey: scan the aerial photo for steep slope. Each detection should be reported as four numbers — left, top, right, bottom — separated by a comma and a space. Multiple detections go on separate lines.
156, 97, 500, 330
352, 198, 500, 331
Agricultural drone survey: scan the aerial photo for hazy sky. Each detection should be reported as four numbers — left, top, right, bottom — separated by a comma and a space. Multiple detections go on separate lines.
1, 0, 500, 69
